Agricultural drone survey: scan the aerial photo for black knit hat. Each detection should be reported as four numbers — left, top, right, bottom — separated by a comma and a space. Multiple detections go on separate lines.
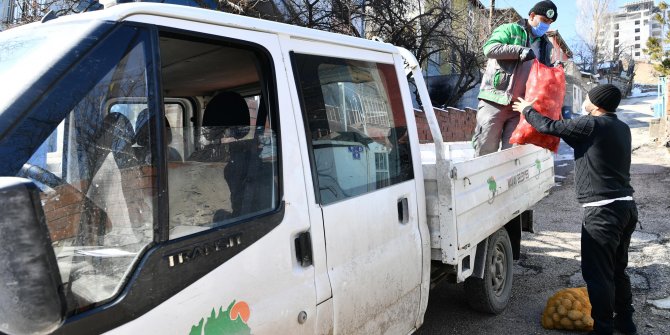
529, 1, 558, 21
588, 84, 622, 113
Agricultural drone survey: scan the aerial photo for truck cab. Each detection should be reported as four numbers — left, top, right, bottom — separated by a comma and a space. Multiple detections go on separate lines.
0, 3, 553, 335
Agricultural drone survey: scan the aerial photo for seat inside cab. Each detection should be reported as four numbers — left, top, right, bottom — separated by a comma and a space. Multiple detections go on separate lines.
158, 32, 279, 239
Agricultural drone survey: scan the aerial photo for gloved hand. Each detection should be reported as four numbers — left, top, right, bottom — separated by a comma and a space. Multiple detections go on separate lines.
519, 48, 536, 62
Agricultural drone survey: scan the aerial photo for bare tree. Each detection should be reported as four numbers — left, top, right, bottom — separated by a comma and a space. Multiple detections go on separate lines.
645, 1, 670, 76
427, 5, 522, 108
210, 0, 469, 105
575, 0, 614, 73
1, 0, 100, 29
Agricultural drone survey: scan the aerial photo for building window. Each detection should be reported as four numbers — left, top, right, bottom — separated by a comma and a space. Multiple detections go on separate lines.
615, 39, 619, 46
635, 36, 640, 41
635, 20, 640, 25
644, 20, 649, 25
615, 23, 619, 30
635, 44, 640, 49
635, 28, 640, 33
635, 52, 640, 57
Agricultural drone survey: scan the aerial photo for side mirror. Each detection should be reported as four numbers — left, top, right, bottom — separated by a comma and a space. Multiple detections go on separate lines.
0, 177, 65, 335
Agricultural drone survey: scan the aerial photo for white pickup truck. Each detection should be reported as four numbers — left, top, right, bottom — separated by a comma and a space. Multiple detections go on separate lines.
0, 3, 553, 335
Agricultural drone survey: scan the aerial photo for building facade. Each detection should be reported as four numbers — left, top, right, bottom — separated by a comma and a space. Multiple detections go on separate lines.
600, 0, 668, 62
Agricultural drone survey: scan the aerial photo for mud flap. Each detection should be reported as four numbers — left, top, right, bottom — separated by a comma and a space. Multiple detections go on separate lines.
471, 238, 489, 279
521, 210, 534, 233
506, 217, 521, 261
503, 210, 533, 261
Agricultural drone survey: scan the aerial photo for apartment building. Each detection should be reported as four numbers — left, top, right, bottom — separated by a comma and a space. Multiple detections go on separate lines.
1, 0, 13, 30
600, 0, 667, 62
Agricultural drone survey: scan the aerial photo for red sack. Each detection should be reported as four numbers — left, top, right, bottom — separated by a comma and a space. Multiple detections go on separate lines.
509, 59, 566, 152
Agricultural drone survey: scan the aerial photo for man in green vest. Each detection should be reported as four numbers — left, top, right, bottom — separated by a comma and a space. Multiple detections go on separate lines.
473, 0, 557, 156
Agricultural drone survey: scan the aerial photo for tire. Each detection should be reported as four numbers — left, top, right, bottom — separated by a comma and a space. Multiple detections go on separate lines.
464, 228, 514, 314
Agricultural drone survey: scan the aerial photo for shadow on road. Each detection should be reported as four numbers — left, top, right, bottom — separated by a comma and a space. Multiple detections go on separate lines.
618, 110, 654, 129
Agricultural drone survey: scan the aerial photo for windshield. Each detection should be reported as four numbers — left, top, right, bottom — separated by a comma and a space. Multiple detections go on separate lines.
0, 21, 109, 113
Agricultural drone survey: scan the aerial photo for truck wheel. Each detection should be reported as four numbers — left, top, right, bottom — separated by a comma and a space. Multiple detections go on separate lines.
464, 228, 513, 314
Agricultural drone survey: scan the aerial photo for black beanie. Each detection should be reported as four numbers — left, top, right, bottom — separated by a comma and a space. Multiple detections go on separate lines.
529, 1, 558, 21
588, 84, 622, 113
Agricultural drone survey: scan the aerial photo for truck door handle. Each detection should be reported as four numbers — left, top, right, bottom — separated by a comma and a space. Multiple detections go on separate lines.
398, 197, 409, 224
294, 231, 313, 267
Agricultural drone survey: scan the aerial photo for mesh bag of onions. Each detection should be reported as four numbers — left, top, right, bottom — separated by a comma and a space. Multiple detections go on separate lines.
509, 59, 566, 152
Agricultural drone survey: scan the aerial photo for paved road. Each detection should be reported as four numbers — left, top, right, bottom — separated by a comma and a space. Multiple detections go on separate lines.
416, 96, 670, 335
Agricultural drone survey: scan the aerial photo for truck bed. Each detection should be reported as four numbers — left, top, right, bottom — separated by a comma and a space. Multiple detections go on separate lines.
420, 142, 554, 281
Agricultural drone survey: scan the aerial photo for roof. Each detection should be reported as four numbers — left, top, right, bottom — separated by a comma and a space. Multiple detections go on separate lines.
27, 2, 399, 55
546, 30, 573, 58
492, 7, 523, 21
469, 0, 486, 10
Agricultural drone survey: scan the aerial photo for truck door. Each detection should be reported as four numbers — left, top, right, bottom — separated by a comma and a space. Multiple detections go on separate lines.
1, 20, 317, 334
288, 43, 423, 334
103, 19, 319, 335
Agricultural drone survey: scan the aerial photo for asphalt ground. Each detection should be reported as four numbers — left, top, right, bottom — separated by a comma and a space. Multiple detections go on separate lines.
416, 96, 670, 335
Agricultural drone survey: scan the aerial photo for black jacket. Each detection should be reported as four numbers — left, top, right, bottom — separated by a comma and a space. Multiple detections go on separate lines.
522, 107, 634, 203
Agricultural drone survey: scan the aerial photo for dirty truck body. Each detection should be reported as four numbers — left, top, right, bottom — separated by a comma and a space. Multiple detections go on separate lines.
0, 4, 554, 335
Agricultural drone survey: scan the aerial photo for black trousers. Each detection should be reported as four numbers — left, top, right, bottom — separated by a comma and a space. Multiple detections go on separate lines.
581, 200, 638, 334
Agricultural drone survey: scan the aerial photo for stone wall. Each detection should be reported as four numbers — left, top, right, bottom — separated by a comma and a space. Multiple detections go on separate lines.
41, 165, 155, 242
414, 107, 477, 144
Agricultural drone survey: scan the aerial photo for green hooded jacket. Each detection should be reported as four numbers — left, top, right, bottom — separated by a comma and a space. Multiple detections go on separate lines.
478, 19, 553, 105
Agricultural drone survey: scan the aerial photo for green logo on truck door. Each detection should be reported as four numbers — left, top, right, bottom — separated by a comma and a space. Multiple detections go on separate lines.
487, 176, 497, 204
190, 300, 251, 335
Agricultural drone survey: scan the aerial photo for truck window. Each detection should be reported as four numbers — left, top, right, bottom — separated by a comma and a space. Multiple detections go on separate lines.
292, 54, 413, 205
18, 27, 154, 312
158, 33, 280, 239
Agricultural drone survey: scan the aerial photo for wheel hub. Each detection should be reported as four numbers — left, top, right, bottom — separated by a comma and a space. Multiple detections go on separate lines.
489, 242, 507, 296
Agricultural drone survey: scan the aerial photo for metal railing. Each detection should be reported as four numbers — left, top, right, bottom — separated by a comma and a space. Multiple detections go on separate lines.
324, 84, 391, 133
655, 76, 666, 118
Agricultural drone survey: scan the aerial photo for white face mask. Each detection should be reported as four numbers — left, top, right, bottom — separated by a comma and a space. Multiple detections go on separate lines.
581, 100, 590, 115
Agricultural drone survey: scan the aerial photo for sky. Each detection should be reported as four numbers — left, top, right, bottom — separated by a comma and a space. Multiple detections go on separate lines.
504, 0, 647, 50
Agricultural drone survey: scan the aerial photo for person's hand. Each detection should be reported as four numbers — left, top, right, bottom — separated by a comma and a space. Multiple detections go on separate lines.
512, 97, 537, 113
519, 48, 536, 62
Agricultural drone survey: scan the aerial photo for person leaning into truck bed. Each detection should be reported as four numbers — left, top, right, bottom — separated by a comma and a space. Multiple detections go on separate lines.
473, 0, 557, 156
512, 84, 638, 335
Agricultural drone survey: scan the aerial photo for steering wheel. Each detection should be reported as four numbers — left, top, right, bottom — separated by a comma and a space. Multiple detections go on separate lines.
18, 163, 66, 189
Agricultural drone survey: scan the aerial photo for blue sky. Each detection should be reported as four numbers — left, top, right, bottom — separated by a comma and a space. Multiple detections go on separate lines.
505, 0, 643, 51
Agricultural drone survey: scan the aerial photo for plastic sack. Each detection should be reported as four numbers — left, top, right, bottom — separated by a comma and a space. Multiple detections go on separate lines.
509, 59, 566, 152
541, 287, 594, 331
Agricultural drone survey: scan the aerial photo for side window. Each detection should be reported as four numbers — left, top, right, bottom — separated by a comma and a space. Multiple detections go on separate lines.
159, 33, 280, 239
293, 54, 413, 205
19, 28, 153, 311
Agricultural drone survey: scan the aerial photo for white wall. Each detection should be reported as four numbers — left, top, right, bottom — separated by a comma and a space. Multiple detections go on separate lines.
0, 0, 9, 30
